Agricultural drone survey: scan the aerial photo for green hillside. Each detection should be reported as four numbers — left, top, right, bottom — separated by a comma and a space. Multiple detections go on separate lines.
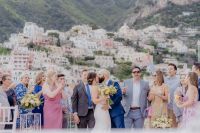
0, 0, 199, 43
132, 2, 200, 29
0, 0, 137, 42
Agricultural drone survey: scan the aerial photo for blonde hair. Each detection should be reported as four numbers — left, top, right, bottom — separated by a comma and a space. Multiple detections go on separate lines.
20, 72, 29, 88
20, 72, 29, 81
46, 70, 57, 85
98, 69, 110, 77
35, 71, 45, 85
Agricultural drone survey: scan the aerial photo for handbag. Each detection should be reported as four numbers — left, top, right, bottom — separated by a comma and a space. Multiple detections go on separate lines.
144, 100, 153, 118
144, 106, 153, 118
146, 106, 153, 117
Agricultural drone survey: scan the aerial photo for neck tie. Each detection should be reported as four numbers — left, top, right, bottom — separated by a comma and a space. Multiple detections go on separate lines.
86, 84, 92, 108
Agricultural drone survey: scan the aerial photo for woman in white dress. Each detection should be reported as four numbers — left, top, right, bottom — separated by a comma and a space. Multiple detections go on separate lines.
87, 72, 111, 130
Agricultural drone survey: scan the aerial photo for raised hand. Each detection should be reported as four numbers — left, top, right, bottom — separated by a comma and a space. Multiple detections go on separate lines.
122, 87, 127, 94
28, 85, 35, 93
55, 81, 64, 90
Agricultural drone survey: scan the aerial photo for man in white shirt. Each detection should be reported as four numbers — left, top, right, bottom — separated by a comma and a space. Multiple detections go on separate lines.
123, 66, 150, 128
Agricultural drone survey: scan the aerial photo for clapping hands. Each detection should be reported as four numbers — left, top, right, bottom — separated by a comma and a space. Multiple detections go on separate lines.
55, 80, 65, 90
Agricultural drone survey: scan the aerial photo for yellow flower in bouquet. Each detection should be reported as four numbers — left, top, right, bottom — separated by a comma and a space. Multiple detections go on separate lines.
174, 94, 181, 103
99, 85, 117, 106
100, 85, 117, 96
152, 116, 172, 128
21, 93, 41, 109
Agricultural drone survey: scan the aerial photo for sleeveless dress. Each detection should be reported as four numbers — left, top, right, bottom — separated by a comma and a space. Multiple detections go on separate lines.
92, 86, 111, 130
180, 90, 200, 128
150, 84, 169, 117
32, 85, 44, 126
149, 84, 169, 127
43, 92, 63, 129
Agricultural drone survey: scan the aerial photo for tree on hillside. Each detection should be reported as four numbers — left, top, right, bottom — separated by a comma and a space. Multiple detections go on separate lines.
89, 23, 99, 30
0, 47, 11, 55
149, 38, 158, 48
48, 32, 61, 47
113, 62, 132, 81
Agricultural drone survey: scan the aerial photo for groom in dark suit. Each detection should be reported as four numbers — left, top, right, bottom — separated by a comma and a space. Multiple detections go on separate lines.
71, 69, 95, 128
98, 69, 125, 128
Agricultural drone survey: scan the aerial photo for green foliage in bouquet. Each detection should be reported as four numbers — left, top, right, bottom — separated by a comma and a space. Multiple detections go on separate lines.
99, 85, 117, 106
21, 93, 41, 109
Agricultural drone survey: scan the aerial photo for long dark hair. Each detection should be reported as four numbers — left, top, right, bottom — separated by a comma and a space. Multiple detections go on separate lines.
155, 70, 164, 86
1, 74, 10, 85
87, 72, 97, 85
188, 72, 198, 88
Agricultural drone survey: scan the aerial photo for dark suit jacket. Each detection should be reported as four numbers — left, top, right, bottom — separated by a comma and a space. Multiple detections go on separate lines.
108, 80, 125, 118
71, 81, 90, 117
198, 78, 200, 101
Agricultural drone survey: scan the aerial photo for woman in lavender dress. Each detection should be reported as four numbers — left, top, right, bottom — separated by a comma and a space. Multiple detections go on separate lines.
174, 74, 187, 127
177, 72, 200, 128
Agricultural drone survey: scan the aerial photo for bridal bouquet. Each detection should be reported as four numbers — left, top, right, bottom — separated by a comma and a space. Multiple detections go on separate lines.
99, 85, 117, 105
152, 116, 172, 128
21, 93, 41, 109
174, 94, 181, 103
174, 91, 185, 105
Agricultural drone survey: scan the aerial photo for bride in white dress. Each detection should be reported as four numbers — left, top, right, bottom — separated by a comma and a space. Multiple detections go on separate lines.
87, 72, 111, 130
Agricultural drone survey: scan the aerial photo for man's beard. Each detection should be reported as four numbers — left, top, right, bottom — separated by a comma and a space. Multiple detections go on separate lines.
98, 76, 105, 84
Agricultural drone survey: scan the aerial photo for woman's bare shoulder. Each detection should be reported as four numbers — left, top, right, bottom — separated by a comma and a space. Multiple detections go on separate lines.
91, 85, 99, 89
187, 86, 198, 96
42, 83, 49, 93
162, 83, 169, 90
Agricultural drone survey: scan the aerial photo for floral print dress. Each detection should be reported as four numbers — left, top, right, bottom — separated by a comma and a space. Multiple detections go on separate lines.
15, 83, 31, 128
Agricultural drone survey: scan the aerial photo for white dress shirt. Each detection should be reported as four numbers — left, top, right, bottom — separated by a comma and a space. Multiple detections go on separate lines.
106, 79, 110, 85
131, 81, 141, 107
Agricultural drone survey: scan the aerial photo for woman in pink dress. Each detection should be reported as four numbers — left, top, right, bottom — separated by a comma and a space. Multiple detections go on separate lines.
176, 72, 200, 128
42, 70, 66, 129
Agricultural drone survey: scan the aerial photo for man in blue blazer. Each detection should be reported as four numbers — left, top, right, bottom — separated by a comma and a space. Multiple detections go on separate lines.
98, 69, 125, 128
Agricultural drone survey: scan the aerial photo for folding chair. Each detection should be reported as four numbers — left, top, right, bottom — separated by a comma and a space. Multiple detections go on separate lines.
0, 105, 18, 132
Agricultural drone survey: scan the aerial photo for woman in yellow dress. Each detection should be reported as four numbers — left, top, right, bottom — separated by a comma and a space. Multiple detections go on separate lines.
148, 70, 169, 128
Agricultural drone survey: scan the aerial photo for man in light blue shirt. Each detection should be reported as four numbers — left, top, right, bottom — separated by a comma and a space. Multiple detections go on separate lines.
61, 86, 74, 128
58, 74, 74, 128
165, 63, 180, 128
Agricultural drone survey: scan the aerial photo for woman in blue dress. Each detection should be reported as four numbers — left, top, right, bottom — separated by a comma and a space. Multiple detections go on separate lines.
32, 72, 46, 126
15, 73, 31, 128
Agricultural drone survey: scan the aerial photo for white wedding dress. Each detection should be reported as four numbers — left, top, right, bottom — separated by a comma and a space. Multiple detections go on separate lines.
92, 87, 111, 131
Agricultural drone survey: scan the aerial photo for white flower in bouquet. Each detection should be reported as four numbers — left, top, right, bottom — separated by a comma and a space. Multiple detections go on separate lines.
152, 116, 172, 128
21, 93, 41, 109
99, 84, 117, 106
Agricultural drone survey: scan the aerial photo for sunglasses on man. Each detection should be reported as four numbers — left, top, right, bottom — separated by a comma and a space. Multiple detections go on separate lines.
132, 71, 141, 74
